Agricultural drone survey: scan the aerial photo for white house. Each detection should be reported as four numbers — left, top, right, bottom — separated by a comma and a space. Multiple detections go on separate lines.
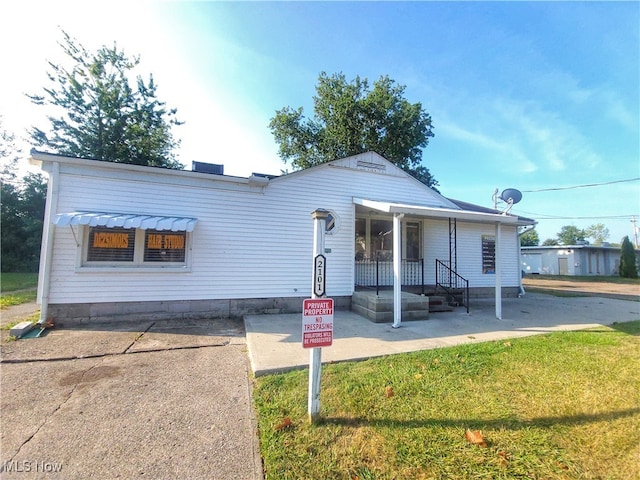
521, 244, 637, 276
30, 150, 535, 325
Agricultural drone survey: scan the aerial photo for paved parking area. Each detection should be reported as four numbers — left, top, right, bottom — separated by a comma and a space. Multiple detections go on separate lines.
1, 319, 262, 480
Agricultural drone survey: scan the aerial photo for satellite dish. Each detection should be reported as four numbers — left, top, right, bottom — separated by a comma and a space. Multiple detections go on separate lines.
500, 188, 522, 205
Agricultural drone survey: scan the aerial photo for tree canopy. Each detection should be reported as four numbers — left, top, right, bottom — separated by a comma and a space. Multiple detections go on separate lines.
584, 223, 610, 245
269, 72, 438, 189
1, 121, 47, 272
519, 228, 539, 246
28, 31, 183, 168
557, 225, 587, 245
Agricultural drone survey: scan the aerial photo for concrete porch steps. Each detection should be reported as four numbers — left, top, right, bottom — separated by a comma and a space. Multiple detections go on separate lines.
352, 290, 431, 323
427, 295, 455, 312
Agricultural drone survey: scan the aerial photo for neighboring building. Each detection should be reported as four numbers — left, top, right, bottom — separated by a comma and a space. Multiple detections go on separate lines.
521, 244, 638, 276
31, 150, 535, 324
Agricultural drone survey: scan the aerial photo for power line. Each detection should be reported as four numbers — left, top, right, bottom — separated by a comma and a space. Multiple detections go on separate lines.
512, 209, 638, 221
522, 177, 640, 193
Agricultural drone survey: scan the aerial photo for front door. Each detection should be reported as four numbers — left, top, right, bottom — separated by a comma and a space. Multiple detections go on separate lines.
558, 257, 569, 275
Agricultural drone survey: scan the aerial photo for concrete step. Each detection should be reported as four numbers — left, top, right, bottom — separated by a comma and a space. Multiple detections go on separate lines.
352, 290, 429, 323
426, 295, 454, 312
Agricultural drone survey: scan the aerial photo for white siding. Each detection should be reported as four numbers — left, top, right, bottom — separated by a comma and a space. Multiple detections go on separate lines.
422, 220, 520, 288
44, 154, 523, 304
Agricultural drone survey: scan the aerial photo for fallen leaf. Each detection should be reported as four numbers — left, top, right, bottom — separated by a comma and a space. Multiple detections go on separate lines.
275, 417, 293, 431
414, 373, 423, 380
465, 429, 487, 447
385, 386, 394, 398
503, 341, 512, 347
497, 451, 508, 467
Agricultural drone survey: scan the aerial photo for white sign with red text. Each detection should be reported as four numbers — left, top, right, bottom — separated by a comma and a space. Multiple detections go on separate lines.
302, 298, 334, 348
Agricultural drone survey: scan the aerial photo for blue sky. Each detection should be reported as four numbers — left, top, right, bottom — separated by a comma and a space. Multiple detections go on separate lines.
1, 1, 638, 245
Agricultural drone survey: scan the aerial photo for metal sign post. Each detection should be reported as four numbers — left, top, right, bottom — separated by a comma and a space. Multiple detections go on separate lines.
308, 209, 329, 423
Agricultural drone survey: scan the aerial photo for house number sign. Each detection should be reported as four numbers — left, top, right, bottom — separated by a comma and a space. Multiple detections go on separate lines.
313, 254, 326, 297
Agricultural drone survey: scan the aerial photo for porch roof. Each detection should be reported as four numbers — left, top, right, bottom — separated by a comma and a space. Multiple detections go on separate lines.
353, 197, 532, 225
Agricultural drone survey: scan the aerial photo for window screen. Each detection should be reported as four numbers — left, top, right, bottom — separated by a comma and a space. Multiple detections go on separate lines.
144, 230, 186, 262
87, 227, 135, 262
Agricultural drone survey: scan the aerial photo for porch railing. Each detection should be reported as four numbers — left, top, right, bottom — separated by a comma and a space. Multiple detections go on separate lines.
435, 259, 469, 313
354, 258, 424, 296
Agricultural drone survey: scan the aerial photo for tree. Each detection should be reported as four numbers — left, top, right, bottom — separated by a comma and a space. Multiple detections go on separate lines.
619, 236, 638, 278
542, 238, 559, 246
28, 30, 183, 168
585, 223, 610, 245
557, 225, 586, 245
269, 72, 438, 189
520, 228, 539, 246
1, 121, 47, 272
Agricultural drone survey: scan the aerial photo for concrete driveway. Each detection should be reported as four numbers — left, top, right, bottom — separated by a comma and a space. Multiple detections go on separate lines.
1, 319, 262, 480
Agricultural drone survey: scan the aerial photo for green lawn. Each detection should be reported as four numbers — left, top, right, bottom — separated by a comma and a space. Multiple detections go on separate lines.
254, 322, 640, 480
0, 273, 38, 309
1, 272, 38, 292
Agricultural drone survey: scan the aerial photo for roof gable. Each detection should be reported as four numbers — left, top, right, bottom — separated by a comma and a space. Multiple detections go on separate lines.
272, 151, 459, 209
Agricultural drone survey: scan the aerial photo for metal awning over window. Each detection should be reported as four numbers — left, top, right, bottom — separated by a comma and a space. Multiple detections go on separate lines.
53, 212, 198, 232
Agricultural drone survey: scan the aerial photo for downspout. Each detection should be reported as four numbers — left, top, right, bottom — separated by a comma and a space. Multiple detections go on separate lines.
517, 225, 536, 297
37, 161, 59, 324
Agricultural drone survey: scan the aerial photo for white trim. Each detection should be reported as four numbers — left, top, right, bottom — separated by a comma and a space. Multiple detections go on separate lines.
354, 197, 521, 224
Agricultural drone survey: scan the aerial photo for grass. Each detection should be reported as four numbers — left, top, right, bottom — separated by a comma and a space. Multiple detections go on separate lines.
254, 322, 640, 480
0, 272, 38, 309
1, 272, 39, 292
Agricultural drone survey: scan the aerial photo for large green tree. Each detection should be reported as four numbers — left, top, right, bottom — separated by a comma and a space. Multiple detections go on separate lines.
619, 236, 638, 278
557, 225, 586, 245
1, 122, 47, 272
269, 72, 438, 189
585, 223, 610, 246
28, 31, 183, 168
519, 228, 539, 246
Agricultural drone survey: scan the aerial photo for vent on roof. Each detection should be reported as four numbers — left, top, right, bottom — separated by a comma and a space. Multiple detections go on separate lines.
192, 161, 224, 175
356, 160, 386, 171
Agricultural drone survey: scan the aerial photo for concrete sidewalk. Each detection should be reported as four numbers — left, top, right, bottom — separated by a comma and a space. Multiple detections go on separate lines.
245, 292, 640, 376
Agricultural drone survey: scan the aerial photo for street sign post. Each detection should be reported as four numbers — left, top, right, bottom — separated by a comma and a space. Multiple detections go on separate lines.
302, 298, 333, 348
308, 209, 330, 424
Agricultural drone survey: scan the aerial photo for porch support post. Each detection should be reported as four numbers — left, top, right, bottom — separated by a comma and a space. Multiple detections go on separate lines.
392, 212, 404, 328
495, 221, 502, 320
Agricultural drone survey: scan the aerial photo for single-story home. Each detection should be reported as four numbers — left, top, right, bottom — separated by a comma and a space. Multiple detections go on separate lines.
521, 244, 638, 276
30, 150, 535, 325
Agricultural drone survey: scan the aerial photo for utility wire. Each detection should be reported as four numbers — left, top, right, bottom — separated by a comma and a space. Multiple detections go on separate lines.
522, 177, 639, 192
512, 209, 637, 221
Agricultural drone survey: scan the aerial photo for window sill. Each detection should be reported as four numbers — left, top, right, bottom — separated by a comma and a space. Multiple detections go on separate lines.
76, 266, 192, 274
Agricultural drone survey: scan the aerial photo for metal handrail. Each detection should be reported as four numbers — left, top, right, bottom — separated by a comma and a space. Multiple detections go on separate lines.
435, 259, 469, 313
354, 258, 424, 296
